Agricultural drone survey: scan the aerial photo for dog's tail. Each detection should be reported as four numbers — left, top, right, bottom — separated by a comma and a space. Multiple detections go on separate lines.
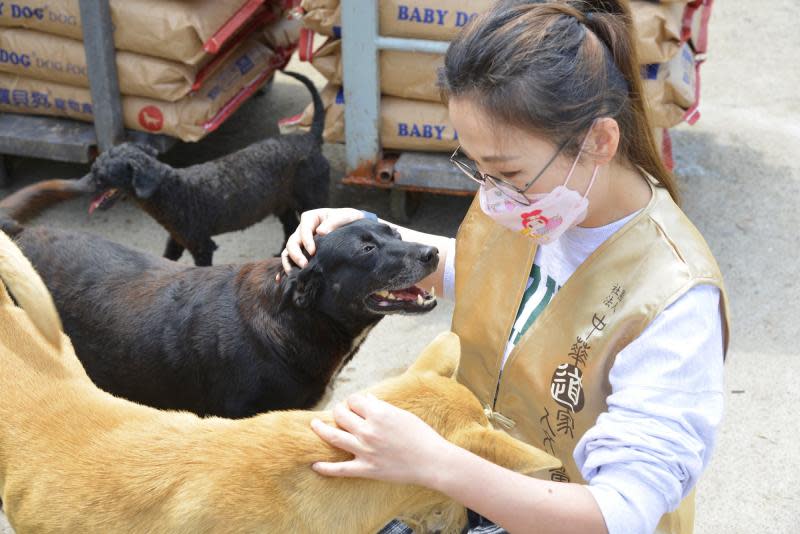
0, 229, 62, 348
283, 71, 325, 143
0, 174, 94, 223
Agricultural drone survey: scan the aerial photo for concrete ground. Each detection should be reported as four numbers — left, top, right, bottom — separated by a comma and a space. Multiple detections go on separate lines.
1, 1, 798, 532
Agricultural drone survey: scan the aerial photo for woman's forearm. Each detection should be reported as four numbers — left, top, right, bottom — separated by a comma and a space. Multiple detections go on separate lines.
428, 443, 608, 534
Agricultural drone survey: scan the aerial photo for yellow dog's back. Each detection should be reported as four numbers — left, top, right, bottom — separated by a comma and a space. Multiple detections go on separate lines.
0, 230, 61, 348
0, 231, 560, 533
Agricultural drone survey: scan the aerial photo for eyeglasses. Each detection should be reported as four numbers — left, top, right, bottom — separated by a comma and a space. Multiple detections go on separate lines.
449, 141, 568, 206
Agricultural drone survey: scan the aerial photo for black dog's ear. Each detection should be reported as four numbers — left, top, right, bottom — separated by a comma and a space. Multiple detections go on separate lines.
131, 161, 161, 199
281, 262, 323, 310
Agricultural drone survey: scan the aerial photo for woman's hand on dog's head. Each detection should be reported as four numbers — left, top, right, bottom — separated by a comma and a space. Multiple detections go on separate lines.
281, 208, 366, 274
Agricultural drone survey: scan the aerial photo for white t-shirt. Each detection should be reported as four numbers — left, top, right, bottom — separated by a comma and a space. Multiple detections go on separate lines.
442, 211, 725, 534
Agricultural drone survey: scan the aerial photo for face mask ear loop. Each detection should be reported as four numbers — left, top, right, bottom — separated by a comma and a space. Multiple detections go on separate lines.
583, 164, 601, 199
563, 119, 599, 188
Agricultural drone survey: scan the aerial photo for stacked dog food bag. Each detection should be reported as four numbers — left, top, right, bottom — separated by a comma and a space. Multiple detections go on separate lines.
636, 0, 713, 167
289, 0, 713, 167
0, 0, 303, 141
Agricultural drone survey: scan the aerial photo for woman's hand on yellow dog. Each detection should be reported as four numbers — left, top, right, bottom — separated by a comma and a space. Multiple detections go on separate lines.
311, 393, 452, 486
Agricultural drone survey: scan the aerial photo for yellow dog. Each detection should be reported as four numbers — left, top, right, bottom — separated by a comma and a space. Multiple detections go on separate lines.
0, 230, 558, 533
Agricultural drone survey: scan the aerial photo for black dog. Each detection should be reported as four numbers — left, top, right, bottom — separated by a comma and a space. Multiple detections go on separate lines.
86, 71, 329, 266
3, 218, 438, 418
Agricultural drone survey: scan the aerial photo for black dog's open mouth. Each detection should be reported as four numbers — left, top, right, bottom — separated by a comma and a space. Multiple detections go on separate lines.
366, 285, 436, 314
89, 188, 123, 214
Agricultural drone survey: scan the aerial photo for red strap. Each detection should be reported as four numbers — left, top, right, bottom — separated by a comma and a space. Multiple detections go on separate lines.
682, 0, 714, 55
277, 112, 304, 128
298, 27, 316, 62
682, 59, 703, 126
193, 8, 279, 92
694, 0, 714, 55
202, 57, 282, 133
204, 0, 267, 54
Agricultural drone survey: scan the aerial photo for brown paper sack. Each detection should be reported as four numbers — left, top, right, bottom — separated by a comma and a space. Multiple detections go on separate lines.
642, 43, 696, 128
631, 1, 689, 65
302, 0, 494, 41
312, 39, 443, 103
0, 38, 277, 142
0, 0, 258, 65
0, 27, 198, 101
283, 83, 457, 152
301, 0, 341, 37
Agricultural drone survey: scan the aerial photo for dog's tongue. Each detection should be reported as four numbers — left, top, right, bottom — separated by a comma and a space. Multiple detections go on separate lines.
88, 189, 116, 214
390, 287, 424, 301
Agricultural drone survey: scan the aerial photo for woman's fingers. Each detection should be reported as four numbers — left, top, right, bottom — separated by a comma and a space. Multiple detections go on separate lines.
318, 208, 363, 235
312, 459, 371, 478
311, 418, 362, 455
280, 248, 295, 273
299, 211, 323, 256
283, 234, 308, 271
346, 393, 381, 419
283, 208, 367, 272
333, 401, 367, 434
283, 210, 327, 271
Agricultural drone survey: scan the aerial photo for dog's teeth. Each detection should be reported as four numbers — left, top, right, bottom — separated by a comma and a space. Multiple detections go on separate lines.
431, 286, 436, 298
416, 294, 424, 305
376, 290, 390, 298
388, 293, 397, 300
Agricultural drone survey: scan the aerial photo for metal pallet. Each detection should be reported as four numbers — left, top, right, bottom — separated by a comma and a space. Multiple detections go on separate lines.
338, 0, 475, 221
0, 0, 176, 187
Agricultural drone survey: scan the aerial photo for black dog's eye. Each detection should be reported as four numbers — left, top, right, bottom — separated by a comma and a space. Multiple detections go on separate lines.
363, 244, 376, 253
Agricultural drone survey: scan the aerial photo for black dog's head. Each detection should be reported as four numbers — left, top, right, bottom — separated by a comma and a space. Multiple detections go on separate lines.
87, 143, 163, 213
283, 219, 439, 328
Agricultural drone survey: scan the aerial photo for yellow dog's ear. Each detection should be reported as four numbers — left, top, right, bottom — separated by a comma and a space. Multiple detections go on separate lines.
406, 331, 460, 379
0, 231, 62, 348
457, 422, 561, 476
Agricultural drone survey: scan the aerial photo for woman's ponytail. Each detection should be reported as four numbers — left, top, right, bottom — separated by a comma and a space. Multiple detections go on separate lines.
579, 0, 680, 202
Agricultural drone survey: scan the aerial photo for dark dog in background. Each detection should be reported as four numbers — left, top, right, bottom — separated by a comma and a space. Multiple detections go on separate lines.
2, 215, 438, 419
90, 71, 328, 265
0, 71, 329, 266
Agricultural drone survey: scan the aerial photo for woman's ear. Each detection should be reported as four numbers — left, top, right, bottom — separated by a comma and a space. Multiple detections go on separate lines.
586, 117, 620, 166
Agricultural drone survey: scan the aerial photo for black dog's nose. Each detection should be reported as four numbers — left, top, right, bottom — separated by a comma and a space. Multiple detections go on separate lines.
419, 246, 439, 265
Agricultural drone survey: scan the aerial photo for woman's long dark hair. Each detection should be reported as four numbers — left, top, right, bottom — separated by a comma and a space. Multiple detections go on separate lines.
439, 0, 679, 202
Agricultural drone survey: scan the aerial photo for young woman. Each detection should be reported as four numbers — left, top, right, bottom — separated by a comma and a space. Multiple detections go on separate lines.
282, 1, 729, 533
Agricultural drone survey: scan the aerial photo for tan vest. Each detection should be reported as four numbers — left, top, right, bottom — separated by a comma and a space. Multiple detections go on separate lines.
452, 182, 729, 534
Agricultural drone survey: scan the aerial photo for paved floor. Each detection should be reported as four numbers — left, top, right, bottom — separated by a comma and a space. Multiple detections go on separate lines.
1, 1, 798, 532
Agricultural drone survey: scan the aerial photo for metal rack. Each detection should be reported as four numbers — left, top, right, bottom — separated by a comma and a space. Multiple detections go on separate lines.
338, 0, 476, 221
0, 0, 175, 187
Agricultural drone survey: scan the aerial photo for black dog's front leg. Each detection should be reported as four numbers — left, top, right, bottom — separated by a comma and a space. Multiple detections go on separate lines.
190, 238, 218, 267
163, 236, 185, 261
277, 210, 300, 255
